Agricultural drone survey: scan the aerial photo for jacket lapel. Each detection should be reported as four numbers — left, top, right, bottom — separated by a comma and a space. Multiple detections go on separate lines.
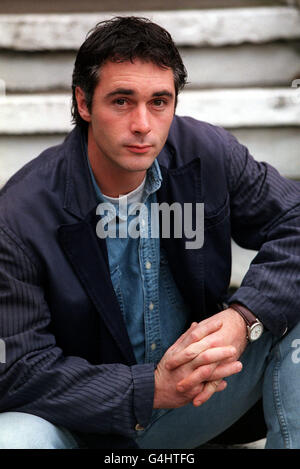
58, 212, 137, 365
157, 159, 205, 319
59, 128, 137, 364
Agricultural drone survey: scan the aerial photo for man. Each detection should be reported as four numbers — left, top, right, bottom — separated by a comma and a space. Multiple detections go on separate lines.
0, 16, 299, 449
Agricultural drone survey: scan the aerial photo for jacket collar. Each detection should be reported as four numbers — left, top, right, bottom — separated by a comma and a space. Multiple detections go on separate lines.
63, 126, 98, 220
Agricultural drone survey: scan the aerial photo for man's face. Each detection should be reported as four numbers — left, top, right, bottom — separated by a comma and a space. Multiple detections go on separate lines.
77, 59, 176, 175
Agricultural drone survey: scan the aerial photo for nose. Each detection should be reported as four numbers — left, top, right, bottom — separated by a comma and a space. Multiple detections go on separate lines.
130, 105, 151, 136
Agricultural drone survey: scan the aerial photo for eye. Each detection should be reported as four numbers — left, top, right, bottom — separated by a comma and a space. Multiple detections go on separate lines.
152, 99, 165, 107
114, 98, 127, 106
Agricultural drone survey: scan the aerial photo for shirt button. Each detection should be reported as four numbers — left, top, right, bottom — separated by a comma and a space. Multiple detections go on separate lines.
145, 261, 152, 270
149, 302, 154, 311
151, 343, 156, 351
135, 423, 144, 431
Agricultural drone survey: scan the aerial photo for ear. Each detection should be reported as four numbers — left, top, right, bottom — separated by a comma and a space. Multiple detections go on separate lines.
75, 87, 92, 123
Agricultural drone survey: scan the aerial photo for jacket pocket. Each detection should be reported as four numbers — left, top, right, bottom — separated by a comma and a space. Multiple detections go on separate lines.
204, 194, 230, 230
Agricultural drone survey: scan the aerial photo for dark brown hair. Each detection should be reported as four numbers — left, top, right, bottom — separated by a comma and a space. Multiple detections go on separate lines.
71, 16, 187, 127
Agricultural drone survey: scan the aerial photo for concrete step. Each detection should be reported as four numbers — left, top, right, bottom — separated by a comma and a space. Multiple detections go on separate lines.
176, 88, 300, 127
1, 88, 299, 135
181, 42, 300, 89
1, 41, 300, 92
1, 7, 300, 50
0, 0, 292, 14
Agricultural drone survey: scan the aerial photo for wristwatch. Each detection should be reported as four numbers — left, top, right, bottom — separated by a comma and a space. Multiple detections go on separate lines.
230, 303, 264, 342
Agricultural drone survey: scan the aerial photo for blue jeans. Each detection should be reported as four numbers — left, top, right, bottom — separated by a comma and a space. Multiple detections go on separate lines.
1, 321, 300, 449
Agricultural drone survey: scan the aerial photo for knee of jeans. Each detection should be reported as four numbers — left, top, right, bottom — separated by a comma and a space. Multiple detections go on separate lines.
277, 320, 300, 357
0, 412, 78, 449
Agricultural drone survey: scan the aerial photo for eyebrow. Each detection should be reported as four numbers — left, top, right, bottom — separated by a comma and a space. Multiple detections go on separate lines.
105, 88, 174, 99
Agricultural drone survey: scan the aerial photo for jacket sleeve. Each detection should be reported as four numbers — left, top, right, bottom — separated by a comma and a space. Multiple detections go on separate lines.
0, 224, 154, 437
226, 132, 300, 337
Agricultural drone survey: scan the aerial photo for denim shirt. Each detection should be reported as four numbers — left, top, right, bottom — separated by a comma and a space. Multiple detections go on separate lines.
86, 154, 191, 365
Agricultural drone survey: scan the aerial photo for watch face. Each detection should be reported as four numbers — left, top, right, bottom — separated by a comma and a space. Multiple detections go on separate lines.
249, 323, 264, 342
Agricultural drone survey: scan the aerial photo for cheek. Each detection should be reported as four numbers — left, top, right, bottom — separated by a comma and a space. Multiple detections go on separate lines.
99, 115, 127, 139
157, 115, 174, 140
92, 115, 121, 143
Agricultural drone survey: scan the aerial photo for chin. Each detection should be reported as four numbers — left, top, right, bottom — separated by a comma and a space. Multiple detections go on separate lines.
120, 155, 156, 172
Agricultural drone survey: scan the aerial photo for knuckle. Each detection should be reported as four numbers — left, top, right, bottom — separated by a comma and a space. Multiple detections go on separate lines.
190, 322, 198, 329
211, 379, 221, 389
208, 338, 219, 348
165, 358, 175, 369
206, 384, 217, 397
228, 346, 237, 359
204, 323, 213, 334
200, 365, 213, 381
185, 348, 196, 360
200, 350, 209, 362
168, 360, 178, 369
190, 330, 200, 342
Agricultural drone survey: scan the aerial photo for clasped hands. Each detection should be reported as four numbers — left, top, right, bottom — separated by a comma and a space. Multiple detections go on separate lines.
153, 308, 248, 409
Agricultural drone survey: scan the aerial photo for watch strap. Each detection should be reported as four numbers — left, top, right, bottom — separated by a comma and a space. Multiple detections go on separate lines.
229, 303, 257, 327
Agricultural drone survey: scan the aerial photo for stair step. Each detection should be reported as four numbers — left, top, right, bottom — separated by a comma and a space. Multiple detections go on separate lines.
1, 41, 300, 92
1, 7, 300, 50
1, 88, 299, 134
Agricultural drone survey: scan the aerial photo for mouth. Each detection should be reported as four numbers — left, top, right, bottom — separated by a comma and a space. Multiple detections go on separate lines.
125, 145, 153, 154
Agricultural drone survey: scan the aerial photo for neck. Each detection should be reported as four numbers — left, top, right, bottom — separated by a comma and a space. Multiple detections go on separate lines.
90, 161, 146, 198
101, 173, 146, 198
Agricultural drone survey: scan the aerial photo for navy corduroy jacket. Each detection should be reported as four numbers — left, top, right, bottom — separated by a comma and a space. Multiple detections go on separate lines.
0, 116, 299, 448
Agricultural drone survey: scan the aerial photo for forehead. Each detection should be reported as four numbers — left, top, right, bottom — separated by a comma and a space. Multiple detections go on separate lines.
96, 59, 175, 95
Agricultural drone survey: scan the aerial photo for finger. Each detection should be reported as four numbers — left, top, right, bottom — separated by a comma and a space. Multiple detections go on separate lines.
193, 380, 226, 407
189, 345, 236, 370
168, 322, 198, 351
175, 346, 236, 390
179, 382, 205, 400
169, 320, 221, 354
177, 359, 242, 392
215, 380, 227, 392
166, 333, 225, 371
217, 355, 237, 365
193, 380, 220, 406
166, 321, 223, 370
208, 361, 243, 382
181, 319, 223, 348
176, 361, 219, 394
